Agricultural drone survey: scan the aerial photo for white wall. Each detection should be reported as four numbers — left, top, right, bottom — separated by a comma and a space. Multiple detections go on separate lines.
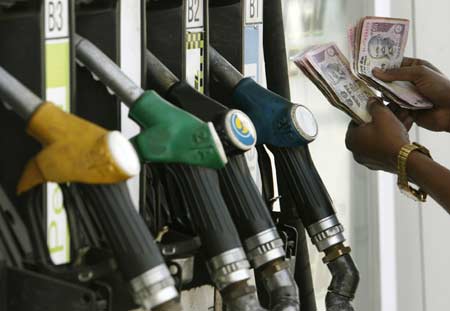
383, 1, 450, 311
412, 1, 450, 310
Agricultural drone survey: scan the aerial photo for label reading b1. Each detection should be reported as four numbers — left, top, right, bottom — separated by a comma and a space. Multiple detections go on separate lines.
45, 0, 69, 38
186, 0, 204, 30
245, 0, 263, 25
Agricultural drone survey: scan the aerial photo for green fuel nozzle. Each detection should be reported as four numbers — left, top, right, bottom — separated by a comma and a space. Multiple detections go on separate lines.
74, 34, 227, 169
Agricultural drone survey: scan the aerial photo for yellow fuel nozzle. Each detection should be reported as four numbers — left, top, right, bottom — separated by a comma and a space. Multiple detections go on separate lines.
17, 102, 140, 194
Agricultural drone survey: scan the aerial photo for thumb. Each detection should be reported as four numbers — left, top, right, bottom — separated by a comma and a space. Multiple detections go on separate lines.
367, 97, 386, 115
373, 66, 420, 83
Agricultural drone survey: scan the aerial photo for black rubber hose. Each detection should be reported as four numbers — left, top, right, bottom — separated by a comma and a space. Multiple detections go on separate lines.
326, 254, 360, 311
262, 0, 291, 100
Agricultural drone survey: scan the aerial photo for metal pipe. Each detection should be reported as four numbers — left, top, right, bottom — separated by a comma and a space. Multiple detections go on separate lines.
145, 50, 180, 95
74, 34, 144, 107
0, 66, 42, 120
209, 46, 243, 90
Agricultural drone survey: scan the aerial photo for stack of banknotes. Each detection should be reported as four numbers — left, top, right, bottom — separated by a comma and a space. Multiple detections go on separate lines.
293, 16, 432, 124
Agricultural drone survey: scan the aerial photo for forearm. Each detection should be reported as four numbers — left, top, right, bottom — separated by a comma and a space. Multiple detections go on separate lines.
407, 151, 450, 213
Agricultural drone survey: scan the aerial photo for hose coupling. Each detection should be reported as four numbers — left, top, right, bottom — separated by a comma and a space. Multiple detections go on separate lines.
207, 248, 252, 290
244, 228, 285, 269
307, 215, 346, 252
130, 263, 179, 310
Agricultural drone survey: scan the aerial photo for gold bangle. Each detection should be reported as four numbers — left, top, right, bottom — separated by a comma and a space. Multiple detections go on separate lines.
397, 142, 431, 202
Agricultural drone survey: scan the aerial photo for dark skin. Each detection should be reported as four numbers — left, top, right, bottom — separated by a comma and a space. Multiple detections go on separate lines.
346, 58, 450, 214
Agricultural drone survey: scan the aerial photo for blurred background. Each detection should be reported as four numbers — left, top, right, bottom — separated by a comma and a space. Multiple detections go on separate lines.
281, 0, 450, 310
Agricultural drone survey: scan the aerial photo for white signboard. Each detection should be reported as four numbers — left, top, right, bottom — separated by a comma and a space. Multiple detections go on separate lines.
186, 0, 204, 30
45, 0, 69, 38
245, 0, 263, 25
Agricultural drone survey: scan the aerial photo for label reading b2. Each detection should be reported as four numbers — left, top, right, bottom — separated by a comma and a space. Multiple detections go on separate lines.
186, 0, 204, 30
245, 0, 263, 25
45, 0, 69, 38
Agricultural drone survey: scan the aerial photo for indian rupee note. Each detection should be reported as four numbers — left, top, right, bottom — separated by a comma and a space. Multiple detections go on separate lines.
356, 17, 432, 108
306, 43, 374, 123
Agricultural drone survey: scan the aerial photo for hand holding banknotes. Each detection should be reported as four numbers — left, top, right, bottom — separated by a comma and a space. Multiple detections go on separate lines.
374, 57, 450, 132
346, 96, 450, 212
345, 97, 410, 173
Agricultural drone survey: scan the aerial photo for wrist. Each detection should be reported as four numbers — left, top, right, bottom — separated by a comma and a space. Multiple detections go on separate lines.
406, 149, 431, 183
396, 143, 432, 201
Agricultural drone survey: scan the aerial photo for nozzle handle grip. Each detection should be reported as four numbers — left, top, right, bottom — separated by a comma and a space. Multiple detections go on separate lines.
218, 155, 275, 240
77, 182, 165, 280
232, 78, 316, 147
129, 91, 227, 169
269, 146, 335, 227
168, 165, 243, 259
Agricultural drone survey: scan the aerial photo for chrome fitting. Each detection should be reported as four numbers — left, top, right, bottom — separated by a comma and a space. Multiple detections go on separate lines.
207, 248, 252, 290
244, 228, 286, 269
130, 264, 179, 310
307, 215, 346, 252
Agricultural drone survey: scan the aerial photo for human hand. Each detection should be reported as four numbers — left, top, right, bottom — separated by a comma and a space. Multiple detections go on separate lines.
346, 98, 410, 173
373, 57, 450, 132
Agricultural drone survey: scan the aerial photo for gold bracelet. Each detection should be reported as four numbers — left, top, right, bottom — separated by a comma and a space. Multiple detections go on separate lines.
397, 142, 431, 202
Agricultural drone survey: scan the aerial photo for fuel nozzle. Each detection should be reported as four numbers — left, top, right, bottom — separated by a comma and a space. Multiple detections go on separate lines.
74, 34, 227, 169
210, 46, 359, 311
0, 67, 180, 311
146, 50, 256, 155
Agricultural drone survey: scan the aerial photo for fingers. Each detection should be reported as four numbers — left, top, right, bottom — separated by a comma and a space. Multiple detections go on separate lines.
373, 66, 423, 83
402, 57, 442, 73
387, 103, 413, 130
345, 121, 359, 151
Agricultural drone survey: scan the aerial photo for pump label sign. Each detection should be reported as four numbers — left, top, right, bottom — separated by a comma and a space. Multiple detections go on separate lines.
45, 0, 71, 265
186, 0, 205, 94
186, 0, 204, 30
45, 0, 69, 38
245, 0, 263, 25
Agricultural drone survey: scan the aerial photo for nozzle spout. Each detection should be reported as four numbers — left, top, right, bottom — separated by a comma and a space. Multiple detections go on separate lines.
209, 46, 244, 91
0, 66, 42, 120
74, 34, 144, 107
145, 50, 180, 95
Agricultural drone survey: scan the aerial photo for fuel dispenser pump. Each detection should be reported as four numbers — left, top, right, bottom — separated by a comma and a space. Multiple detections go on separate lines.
209, 44, 360, 311
0, 65, 182, 311
75, 34, 269, 311
0, 185, 107, 311
146, 50, 300, 311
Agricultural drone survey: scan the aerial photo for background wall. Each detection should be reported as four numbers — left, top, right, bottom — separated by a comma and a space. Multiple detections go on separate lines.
284, 1, 450, 311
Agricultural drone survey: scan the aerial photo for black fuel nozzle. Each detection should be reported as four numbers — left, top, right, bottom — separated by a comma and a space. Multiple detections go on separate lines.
209, 45, 359, 311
